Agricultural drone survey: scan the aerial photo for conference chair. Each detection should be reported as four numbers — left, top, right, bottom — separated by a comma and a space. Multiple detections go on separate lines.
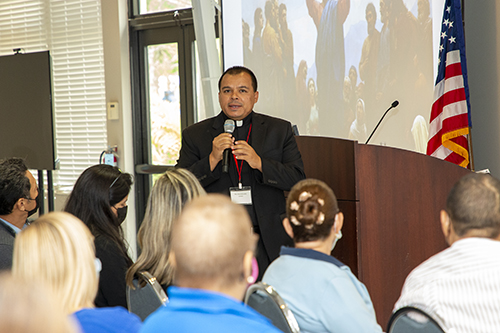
244, 282, 301, 333
126, 271, 168, 321
387, 306, 445, 333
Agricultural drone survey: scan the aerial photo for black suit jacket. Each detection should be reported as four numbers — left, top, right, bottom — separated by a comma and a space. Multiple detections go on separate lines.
0, 220, 16, 271
177, 111, 305, 260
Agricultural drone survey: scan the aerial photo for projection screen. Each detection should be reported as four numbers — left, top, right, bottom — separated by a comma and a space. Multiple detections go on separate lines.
222, 0, 447, 153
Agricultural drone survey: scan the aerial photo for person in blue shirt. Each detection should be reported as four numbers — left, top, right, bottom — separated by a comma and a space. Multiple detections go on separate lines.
12, 212, 141, 333
141, 194, 282, 333
263, 178, 383, 333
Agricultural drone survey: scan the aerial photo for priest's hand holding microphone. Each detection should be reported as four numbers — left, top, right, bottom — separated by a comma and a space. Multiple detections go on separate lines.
209, 119, 262, 173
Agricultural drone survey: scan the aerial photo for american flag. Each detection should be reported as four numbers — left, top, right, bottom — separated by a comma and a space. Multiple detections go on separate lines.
426, 0, 471, 168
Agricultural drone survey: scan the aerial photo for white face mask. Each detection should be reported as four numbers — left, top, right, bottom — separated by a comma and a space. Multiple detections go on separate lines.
94, 258, 102, 277
331, 229, 343, 251
331, 217, 343, 251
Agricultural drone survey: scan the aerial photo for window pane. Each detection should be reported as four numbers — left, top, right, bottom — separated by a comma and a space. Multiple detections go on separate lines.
148, 43, 181, 166
139, 0, 192, 15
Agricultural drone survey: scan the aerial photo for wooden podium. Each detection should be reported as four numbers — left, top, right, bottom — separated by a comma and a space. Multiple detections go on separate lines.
295, 136, 470, 327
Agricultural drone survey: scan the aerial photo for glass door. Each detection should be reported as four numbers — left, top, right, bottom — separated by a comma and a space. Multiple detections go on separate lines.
130, 10, 196, 224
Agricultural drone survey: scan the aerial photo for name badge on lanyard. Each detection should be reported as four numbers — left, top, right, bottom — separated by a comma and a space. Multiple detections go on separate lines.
230, 185, 252, 205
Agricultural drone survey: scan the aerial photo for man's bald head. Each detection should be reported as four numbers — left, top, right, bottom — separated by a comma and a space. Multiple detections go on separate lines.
171, 194, 257, 287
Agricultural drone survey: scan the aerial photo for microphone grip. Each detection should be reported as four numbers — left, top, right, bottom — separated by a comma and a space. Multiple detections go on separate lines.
222, 148, 231, 173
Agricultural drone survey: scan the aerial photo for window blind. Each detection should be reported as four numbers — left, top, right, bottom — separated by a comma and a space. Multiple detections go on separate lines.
0, 0, 107, 189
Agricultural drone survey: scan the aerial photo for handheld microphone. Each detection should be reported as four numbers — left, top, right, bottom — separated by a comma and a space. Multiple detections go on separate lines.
365, 100, 399, 144
222, 119, 235, 173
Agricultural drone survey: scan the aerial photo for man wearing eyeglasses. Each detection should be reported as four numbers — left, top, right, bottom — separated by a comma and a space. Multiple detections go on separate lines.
0, 158, 39, 270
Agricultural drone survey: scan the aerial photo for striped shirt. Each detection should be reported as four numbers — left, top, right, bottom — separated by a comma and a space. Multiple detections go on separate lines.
394, 238, 500, 333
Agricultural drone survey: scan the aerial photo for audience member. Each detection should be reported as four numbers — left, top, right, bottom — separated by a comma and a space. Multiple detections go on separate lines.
12, 212, 141, 333
126, 168, 205, 291
263, 178, 383, 333
141, 194, 282, 333
0, 272, 78, 333
64, 164, 133, 308
394, 173, 500, 332
0, 158, 39, 270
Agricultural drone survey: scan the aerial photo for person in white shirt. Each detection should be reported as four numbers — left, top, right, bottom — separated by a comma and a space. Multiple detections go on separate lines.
394, 173, 500, 332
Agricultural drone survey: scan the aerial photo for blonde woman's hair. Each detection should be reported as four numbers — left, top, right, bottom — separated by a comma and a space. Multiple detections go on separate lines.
126, 168, 205, 287
12, 212, 98, 314
0, 272, 79, 333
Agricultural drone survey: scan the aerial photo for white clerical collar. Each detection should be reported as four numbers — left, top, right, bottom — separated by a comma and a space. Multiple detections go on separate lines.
236, 120, 243, 127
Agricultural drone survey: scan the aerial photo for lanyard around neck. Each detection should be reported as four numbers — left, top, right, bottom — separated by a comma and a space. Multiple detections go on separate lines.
232, 123, 252, 188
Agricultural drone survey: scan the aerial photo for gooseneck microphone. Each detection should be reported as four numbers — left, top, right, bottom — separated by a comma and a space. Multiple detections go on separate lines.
365, 100, 399, 145
222, 119, 235, 173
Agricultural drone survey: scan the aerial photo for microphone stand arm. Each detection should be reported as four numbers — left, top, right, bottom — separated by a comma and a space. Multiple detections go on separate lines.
365, 105, 394, 145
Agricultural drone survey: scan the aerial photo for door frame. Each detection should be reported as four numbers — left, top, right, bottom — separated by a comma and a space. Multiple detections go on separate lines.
129, 9, 196, 228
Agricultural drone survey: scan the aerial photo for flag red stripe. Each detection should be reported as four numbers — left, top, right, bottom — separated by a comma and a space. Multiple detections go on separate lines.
442, 112, 469, 130
429, 88, 467, 123
444, 152, 465, 165
427, 113, 469, 154
444, 62, 462, 79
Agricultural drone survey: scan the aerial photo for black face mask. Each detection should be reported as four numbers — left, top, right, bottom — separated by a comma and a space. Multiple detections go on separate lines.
115, 206, 128, 225
27, 193, 40, 218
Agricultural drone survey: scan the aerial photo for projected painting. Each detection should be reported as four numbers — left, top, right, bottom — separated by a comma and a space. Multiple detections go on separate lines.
232, 0, 435, 152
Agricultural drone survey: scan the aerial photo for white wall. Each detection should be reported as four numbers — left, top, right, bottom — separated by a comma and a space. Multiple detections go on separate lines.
465, 0, 500, 178
101, 0, 137, 259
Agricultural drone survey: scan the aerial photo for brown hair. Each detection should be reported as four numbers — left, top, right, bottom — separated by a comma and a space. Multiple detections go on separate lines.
286, 179, 339, 242
447, 173, 500, 238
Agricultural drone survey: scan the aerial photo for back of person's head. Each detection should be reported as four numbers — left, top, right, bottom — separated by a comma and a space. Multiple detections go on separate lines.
64, 164, 133, 262
446, 173, 500, 238
0, 158, 29, 215
126, 168, 205, 287
171, 194, 257, 288
286, 179, 339, 243
0, 272, 78, 333
12, 212, 98, 314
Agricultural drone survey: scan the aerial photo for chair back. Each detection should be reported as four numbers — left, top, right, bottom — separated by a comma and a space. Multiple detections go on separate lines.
387, 306, 445, 333
126, 271, 168, 321
244, 282, 300, 333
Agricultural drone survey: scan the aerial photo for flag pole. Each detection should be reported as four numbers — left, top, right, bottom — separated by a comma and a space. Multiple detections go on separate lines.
468, 128, 475, 171
462, 0, 474, 171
